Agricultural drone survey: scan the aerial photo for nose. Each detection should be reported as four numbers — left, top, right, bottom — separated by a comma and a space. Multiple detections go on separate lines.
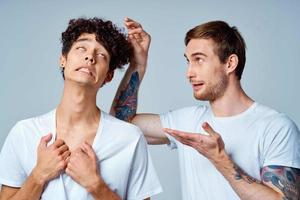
186, 63, 195, 80
85, 54, 95, 65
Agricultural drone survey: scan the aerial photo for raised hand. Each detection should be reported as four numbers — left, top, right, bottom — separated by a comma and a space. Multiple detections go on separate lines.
32, 133, 70, 184
124, 17, 151, 69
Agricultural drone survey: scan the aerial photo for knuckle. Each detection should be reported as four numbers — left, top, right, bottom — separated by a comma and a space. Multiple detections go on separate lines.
57, 155, 63, 160
54, 149, 60, 156
59, 161, 66, 168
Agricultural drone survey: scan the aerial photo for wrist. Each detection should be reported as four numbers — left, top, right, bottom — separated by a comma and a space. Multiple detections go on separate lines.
129, 62, 147, 73
31, 167, 47, 186
86, 175, 104, 195
211, 151, 232, 171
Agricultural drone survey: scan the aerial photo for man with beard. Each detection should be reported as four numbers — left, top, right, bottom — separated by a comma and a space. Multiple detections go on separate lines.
111, 19, 300, 199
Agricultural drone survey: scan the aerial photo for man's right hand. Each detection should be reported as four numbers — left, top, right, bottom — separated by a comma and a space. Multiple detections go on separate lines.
125, 17, 151, 72
32, 133, 70, 185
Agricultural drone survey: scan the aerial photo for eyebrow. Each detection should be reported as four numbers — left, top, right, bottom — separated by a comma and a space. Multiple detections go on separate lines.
75, 38, 93, 43
184, 52, 207, 58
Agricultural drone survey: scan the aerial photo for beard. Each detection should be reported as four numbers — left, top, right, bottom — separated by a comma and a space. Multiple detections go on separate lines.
194, 71, 228, 101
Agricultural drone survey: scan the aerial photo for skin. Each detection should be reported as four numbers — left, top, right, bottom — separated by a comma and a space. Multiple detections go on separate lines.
110, 19, 300, 199
0, 27, 152, 200
0, 33, 119, 200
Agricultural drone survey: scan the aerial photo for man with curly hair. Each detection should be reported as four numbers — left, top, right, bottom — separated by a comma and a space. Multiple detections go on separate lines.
0, 17, 162, 200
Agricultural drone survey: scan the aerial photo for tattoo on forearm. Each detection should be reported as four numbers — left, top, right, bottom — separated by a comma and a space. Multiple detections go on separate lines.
262, 165, 300, 200
114, 72, 140, 121
233, 163, 261, 184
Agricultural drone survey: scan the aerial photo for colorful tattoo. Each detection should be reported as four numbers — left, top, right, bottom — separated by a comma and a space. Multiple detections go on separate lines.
262, 165, 300, 200
233, 164, 261, 184
114, 71, 140, 121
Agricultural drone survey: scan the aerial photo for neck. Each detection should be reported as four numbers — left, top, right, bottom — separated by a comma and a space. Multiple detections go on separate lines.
56, 81, 100, 127
209, 81, 254, 117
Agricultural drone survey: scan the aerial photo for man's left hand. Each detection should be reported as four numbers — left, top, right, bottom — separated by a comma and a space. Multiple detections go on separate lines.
66, 142, 102, 191
164, 122, 227, 163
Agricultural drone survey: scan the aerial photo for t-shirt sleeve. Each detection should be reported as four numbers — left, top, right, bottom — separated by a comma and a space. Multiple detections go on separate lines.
0, 122, 27, 187
261, 114, 300, 168
160, 111, 178, 150
126, 132, 162, 200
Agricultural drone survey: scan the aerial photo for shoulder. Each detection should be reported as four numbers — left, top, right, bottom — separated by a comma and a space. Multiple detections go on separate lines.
255, 104, 298, 131
254, 104, 299, 139
7, 110, 54, 141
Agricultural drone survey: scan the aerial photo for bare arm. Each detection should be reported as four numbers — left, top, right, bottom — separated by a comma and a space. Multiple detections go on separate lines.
214, 157, 299, 200
0, 134, 70, 200
0, 172, 44, 200
110, 17, 149, 121
132, 114, 169, 145
110, 18, 169, 145
164, 123, 300, 200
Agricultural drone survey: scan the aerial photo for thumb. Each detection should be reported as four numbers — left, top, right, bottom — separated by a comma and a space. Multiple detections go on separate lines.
202, 122, 216, 136
39, 133, 52, 148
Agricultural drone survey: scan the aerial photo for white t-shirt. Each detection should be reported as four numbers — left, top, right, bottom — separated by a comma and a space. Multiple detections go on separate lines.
160, 102, 300, 200
0, 110, 162, 200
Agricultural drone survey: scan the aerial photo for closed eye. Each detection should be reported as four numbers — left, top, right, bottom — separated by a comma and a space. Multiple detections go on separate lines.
76, 46, 86, 51
97, 52, 106, 58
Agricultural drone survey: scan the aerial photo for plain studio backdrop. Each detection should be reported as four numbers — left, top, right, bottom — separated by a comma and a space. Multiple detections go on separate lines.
0, 0, 299, 199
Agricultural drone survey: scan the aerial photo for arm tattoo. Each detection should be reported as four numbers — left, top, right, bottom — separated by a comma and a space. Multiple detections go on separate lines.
113, 71, 140, 122
262, 165, 300, 200
233, 163, 261, 184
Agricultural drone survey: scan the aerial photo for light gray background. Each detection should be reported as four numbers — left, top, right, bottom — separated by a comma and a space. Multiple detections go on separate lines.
0, 0, 299, 199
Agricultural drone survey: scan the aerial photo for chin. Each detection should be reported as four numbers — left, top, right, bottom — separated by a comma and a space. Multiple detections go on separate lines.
193, 90, 213, 101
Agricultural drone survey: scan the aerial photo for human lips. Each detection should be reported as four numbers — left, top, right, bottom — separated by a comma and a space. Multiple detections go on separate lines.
191, 81, 205, 90
76, 67, 94, 77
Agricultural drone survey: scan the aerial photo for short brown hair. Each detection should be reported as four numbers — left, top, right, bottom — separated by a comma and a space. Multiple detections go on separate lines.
185, 21, 246, 80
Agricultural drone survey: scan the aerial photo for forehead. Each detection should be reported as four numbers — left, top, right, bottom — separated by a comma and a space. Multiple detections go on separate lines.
75, 33, 101, 46
75, 33, 109, 53
185, 38, 217, 57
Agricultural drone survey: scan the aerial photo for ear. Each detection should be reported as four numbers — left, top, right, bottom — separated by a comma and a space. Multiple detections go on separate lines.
102, 71, 114, 86
59, 55, 66, 69
225, 54, 238, 75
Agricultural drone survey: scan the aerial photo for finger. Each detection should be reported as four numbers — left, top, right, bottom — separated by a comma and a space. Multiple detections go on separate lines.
81, 142, 97, 160
52, 139, 65, 148
65, 153, 71, 163
128, 29, 144, 42
39, 133, 52, 148
163, 128, 200, 141
170, 134, 195, 147
124, 17, 142, 28
128, 28, 143, 35
61, 149, 71, 160
128, 29, 149, 39
128, 34, 139, 46
202, 122, 217, 136
65, 165, 74, 176
57, 144, 69, 154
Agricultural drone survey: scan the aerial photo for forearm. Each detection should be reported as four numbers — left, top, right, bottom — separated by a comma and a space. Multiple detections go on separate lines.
213, 154, 282, 200
110, 64, 145, 121
3, 170, 46, 200
87, 178, 120, 200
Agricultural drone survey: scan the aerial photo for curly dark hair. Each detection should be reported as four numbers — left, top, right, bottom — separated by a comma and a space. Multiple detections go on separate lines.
60, 17, 132, 78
